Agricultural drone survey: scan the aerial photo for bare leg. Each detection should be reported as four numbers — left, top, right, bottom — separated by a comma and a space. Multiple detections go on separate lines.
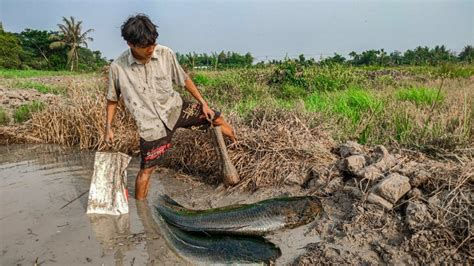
213, 116, 237, 142
135, 166, 156, 200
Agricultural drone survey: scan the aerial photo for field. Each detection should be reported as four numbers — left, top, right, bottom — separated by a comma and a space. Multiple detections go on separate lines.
0, 64, 473, 264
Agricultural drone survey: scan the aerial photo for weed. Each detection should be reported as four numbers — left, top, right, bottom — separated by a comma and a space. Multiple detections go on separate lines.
0, 68, 77, 78
304, 92, 327, 112
0, 107, 10, 125
395, 86, 444, 106
310, 65, 365, 92
13, 101, 45, 123
330, 87, 382, 123
10, 80, 65, 94
277, 84, 307, 99
192, 73, 211, 86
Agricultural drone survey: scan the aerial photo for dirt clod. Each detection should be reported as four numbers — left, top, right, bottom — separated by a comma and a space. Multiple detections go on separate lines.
371, 173, 411, 204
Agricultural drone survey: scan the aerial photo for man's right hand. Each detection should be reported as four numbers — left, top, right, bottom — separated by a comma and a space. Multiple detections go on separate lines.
105, 127, 114, 145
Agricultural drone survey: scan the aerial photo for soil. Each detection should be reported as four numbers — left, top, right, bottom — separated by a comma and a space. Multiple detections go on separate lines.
1, 143, 471, 265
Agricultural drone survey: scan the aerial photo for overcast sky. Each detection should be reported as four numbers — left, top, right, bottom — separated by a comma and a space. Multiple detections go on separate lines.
1, 0, 473, 61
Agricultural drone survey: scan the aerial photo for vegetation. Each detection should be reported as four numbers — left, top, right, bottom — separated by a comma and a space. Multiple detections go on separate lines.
0, 18, 106, 71
8, 80, 65, 94
49, 16, 94, 71
395, 86, 444, 106
0, 107, 9, 125
13, 100, 45, 123
177, 51, 253, 70
0, 68, 77, 78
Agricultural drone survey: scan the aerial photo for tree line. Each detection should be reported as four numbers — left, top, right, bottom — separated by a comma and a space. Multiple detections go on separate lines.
0, 17, 107, 71
176, 51, 254, 70
272, 45, 473, 67
1, 16, 472, 72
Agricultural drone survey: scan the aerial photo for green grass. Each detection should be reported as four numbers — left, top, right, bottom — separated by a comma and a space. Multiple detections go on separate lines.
0, 107, 10, 125
303, 87, 382, 122
331, 87, 382, 123
304, 92, 327, 112
0, 68, 78, 78
192, 73, 211, 86
13, 101, 45, 123
234, 99, 259, 117
395, 86, 443, 106
9, 80, 65, 94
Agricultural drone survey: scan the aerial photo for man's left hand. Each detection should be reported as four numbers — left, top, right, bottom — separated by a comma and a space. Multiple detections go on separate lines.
202, 103, 215, 122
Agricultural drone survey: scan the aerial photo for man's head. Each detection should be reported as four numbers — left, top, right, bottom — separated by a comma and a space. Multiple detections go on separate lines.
121, 14, 158, 61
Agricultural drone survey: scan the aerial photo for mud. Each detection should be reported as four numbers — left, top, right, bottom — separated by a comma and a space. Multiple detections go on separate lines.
0, 144, 319, 265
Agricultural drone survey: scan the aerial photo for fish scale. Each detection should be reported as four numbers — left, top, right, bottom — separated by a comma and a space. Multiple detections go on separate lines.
156, 195, 323, 236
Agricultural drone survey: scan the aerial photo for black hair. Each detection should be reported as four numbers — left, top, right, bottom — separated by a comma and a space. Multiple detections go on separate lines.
121, 14, 158, 47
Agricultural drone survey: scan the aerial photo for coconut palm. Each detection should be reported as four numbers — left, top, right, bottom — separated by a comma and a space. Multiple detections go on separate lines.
49, 16, 94, 71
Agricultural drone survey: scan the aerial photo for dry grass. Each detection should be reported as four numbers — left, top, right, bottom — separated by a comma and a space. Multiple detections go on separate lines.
162, 109, 337, 188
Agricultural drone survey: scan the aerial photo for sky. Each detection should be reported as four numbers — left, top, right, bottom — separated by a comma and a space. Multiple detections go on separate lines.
1, 0, 473, 61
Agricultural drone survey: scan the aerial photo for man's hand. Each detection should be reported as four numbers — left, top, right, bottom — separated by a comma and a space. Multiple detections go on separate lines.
105, 126, 114, 145
202, 103, 215, 122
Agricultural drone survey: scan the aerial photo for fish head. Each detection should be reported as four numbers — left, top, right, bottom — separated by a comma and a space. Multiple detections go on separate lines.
286, 196, 324, 226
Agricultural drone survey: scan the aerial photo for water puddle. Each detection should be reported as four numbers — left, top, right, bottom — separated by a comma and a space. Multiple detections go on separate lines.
0, 144, 319, 265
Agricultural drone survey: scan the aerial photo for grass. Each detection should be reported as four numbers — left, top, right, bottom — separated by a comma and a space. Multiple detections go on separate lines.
0, 107, 9, 125
395, 86, 444, 106
0, 68, 78, 78
9, 80, 65, 94
1, 65, 472, 153
13, 101, 45, 123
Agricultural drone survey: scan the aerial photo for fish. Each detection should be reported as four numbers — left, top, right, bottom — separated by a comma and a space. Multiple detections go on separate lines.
153, 209, 282, 265
156, 194, 323, 236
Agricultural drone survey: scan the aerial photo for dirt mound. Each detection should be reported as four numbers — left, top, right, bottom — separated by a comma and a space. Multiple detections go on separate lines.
294, 142, 473, 264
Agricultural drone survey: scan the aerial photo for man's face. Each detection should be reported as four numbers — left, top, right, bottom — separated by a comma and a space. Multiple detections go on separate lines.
128, 42, 156, 61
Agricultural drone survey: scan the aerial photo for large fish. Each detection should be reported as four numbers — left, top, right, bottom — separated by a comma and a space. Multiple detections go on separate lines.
153, 209, 282, 265
156, 194, 323, 236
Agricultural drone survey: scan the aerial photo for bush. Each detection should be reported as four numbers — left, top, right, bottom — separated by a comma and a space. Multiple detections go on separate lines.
192, 73, 211, 86
277, 84, 307, 99
311, 65, 365, 91
270, 60, 308, 88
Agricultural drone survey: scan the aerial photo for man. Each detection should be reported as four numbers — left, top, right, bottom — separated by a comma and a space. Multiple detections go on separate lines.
105, 14, 236, 200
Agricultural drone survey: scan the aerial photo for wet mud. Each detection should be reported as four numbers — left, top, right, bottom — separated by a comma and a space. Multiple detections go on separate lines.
0, 144, 317, 265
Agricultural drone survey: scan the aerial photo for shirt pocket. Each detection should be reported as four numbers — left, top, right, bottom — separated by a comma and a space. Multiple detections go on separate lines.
154, 75, 173, 94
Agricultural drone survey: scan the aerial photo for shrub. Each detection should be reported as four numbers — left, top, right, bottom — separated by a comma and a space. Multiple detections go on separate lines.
311, 64, 365, 91
277, 84, 307, 99
192, 73, 211, 86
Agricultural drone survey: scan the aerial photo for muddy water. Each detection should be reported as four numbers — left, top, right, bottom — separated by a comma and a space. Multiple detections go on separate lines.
0, 144, 319, 265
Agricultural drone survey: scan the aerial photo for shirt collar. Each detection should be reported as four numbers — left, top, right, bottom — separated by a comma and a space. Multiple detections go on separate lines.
127, 48, 159, 66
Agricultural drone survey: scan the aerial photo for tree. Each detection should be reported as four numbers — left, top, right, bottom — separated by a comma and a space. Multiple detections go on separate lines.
17, 29, 54, 69
458, 45, 474, 63
0, 25, 23, 68
50, 16, 94, 71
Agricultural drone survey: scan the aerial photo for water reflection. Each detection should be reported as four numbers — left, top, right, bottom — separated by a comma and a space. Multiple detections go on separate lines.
88, 214, 133, 264
136, 199, 281, 265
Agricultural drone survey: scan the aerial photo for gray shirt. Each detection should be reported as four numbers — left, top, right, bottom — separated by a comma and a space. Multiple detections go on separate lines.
107, 45, 189, 141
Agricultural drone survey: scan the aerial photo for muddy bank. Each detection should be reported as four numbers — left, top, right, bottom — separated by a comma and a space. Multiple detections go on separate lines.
293, 142, 473, 264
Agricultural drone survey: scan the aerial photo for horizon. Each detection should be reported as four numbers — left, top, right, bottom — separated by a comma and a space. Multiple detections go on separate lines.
1, 0, 473, 61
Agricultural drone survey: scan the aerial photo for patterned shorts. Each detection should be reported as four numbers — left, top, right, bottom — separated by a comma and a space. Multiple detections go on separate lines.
139, 101, 220, 169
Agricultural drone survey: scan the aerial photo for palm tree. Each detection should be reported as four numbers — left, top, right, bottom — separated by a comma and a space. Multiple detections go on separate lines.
50, 16, 94, 71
